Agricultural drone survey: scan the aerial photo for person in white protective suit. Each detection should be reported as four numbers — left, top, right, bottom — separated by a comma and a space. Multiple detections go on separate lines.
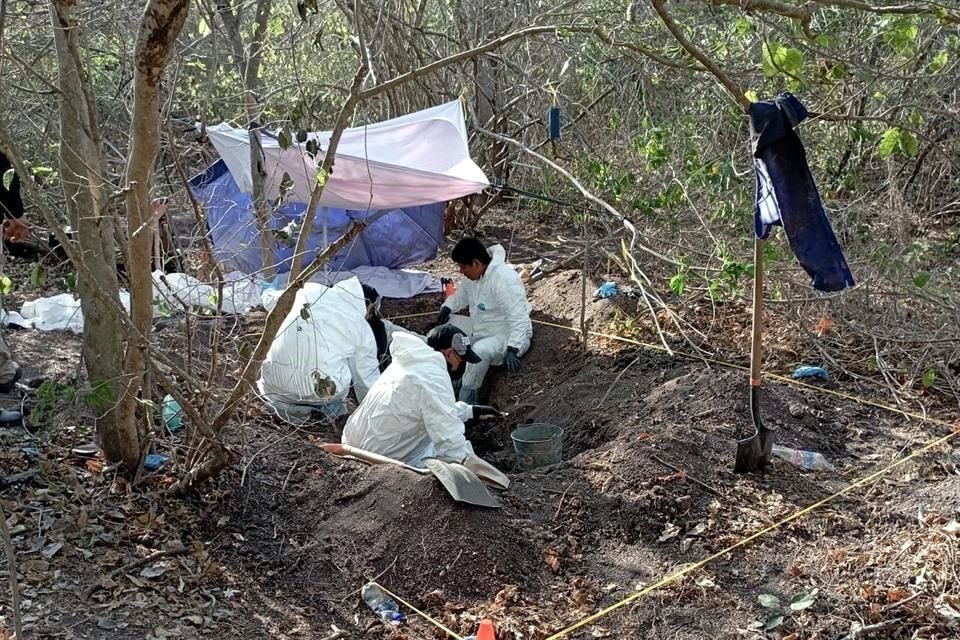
341, 325, 501, 466
258, 277, 380, 424
435, 237, 532, 404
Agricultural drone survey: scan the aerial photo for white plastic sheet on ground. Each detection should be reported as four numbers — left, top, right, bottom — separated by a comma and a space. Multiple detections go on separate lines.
153, 271, 261, 316
2, 267, 439, 333
17, 294, 94, 333
273, 266, 440, 300
1, 308, 39, 331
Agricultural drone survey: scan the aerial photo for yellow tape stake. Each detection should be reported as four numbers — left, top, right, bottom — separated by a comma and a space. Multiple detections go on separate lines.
544, 426, 958, 640
374, 582, 464, 640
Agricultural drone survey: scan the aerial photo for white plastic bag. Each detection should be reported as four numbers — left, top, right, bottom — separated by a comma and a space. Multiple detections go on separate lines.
20, 293, 85, 333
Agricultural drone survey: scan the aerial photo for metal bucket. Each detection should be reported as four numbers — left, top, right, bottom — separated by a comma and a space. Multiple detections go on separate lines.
511, 424, 564, 470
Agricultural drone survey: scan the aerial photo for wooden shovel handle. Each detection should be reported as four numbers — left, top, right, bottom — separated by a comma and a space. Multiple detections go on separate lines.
318, 442, 429, 473
750, 237, 764, 385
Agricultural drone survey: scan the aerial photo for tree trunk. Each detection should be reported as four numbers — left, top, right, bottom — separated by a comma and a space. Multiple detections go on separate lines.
460, 0, 509, 184
117, 0, 190, 469
217, 0, 274, 279
49, 0, 135, 469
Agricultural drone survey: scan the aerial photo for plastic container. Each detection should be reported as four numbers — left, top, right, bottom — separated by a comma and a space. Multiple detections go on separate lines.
161, 394, 184, 432
258, 275, 280, 298
772, 445, 835, 472
361, 583, 403, 624
511, 424, 564, 470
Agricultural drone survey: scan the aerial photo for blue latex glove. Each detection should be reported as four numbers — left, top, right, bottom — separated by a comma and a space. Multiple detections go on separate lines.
594, 281, 618, 299
793, 365, 828, 380
504, 347, 521, 372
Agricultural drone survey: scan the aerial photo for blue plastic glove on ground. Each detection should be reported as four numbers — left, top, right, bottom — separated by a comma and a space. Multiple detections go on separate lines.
793, 365, 828, 380
144, 454, 169, 471
594, 281, 618, 299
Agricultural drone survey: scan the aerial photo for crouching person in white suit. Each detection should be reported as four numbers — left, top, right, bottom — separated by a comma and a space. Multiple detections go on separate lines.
341, 326, 500, 466
258, 278, 380, 424
436, 238, 533, 404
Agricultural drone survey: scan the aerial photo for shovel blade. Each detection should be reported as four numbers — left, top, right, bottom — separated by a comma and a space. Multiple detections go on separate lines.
734, 433, 763, 473
759, 426, 775, 466
462, 454, 510, 490
735, 385, 775, 473
423, 458, 501, 508
735, 428, 774, 473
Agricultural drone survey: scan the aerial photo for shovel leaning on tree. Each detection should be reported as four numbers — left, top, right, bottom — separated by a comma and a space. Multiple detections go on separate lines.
318, 443, 502, 508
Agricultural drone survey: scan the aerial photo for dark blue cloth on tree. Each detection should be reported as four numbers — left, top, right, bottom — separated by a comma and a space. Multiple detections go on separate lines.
750, 93, 855, 293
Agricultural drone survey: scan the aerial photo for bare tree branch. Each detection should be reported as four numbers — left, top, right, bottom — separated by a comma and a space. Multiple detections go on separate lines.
650, 0, 751, 112
814, 0, 959, 24
117, 0, 191, 473
0, 500, 23, 640
595, 29, 705, 72
706, 0, 958, 28
359, 24, 593, 101
288, 0, 370, 281
216, 0, 276, 279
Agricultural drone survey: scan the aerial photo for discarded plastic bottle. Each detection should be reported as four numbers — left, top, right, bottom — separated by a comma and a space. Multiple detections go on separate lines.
772, 445, 836, 472
258, 275, 280, 295
161, 394, 183, 432
361, 583, 404, 624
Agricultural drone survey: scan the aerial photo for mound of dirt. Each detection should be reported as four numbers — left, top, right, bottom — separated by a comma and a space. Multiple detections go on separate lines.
528, 269, 638, 329
196, 293, 927, 639
219, 446, 541, 606
638, 367, 854, 460
205, 239, 939, 638
486, 343, 679, 464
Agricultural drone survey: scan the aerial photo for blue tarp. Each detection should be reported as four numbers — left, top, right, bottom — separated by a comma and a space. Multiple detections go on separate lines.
189, 159, 445, 275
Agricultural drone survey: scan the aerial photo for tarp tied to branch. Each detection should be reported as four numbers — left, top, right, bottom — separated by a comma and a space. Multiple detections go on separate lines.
204, 101, 490, 210
193, 101, 490, 275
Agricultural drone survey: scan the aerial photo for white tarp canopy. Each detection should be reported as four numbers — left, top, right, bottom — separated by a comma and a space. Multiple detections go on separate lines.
205, 101, 490, 211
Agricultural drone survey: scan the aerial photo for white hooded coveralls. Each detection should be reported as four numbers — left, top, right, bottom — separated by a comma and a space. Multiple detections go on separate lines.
341, 332, 474, 467
441, 244, 532, 391
258, 278, 380, 422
